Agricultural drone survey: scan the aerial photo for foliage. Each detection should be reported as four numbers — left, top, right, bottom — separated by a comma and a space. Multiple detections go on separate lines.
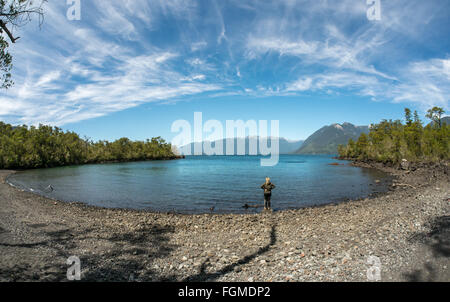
426, 107, 445, 128
0, 34, 12, 88
0, 122, 178, 169
0, 0, 46, 88
338, 107, 449, 164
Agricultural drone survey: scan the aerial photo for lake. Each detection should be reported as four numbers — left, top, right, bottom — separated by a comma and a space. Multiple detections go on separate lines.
7, 155, 392, 214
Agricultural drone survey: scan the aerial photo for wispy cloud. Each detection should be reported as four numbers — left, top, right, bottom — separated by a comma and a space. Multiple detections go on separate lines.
0, 1, 222, 125
390, 58, 450, 109
0, 0, 448, 127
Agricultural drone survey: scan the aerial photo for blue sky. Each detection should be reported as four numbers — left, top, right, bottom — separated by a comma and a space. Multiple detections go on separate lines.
0, 0, 449, 142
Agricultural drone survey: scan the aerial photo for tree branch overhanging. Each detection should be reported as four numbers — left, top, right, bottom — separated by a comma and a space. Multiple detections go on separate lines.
0, 0, 46, 89
0, 20, 19, 43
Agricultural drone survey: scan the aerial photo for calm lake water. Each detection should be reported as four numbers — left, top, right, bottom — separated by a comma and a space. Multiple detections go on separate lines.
7, 155, 392, 214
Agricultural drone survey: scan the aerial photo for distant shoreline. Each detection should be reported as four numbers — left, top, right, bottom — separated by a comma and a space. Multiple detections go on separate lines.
5, 155, 392, 214
6, 155, 186, 172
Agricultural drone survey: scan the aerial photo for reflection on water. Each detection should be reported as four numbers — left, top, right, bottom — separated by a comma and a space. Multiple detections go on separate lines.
7, 155, 392, 214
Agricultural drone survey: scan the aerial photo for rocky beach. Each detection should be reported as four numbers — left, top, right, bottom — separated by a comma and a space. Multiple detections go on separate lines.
0, 162, 449, 282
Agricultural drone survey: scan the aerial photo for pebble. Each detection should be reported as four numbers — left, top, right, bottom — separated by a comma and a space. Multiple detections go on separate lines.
1, 164, 448, 282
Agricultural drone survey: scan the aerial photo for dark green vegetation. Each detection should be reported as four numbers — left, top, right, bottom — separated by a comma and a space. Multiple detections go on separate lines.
0, 122, 178, 169
296, 123, 369, 154
338, 107, 449, 164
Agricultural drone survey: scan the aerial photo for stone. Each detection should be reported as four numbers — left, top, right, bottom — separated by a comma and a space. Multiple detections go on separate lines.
401, 159, 409, 170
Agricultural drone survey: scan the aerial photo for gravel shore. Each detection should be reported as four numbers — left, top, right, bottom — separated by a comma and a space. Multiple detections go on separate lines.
0, 162, 449, 282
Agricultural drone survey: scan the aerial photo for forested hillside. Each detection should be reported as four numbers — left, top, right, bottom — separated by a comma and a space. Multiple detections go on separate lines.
0, 122, 178, 169
338, 107, 449, 164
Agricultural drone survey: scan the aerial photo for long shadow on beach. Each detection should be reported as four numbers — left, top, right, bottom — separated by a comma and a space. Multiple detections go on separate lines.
81, 224, 177, 281
1, 216, 278, 281
180, 225, 277, 282
0, 223, 177, 281
402, 215, 450, 281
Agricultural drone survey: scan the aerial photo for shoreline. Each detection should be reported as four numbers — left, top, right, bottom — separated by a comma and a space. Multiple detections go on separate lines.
0, 162, 449, 281
4, 155, 186, 172
4, 158, 395, 215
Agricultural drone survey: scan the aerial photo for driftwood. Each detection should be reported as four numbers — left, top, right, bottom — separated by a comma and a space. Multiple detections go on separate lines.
392, 183, 417, 189
242, 203, 264, 209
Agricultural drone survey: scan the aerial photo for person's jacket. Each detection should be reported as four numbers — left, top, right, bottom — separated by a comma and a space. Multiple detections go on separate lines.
261, 182, 275, 194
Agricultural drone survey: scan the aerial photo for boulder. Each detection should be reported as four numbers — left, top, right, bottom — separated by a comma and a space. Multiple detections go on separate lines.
400, 159, 409, 170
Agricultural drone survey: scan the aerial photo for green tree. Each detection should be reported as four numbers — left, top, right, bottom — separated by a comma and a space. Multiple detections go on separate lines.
413, 110, 421, 125
338, 107, 449, 164
0, 0, 46, 88
0, 122, 179, 169
426, 107, 445, 128
404, 108, 412, 126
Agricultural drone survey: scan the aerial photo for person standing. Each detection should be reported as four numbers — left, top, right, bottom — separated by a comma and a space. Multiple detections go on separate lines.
261, 177, 275, 210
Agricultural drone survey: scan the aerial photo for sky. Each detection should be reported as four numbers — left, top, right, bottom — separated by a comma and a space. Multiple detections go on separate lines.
0, 0, 449, 143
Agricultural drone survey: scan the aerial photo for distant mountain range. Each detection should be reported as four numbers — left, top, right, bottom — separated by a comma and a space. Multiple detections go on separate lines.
176, 116, 449, 156
178, 137, 304, 155
295, 123, 369, 155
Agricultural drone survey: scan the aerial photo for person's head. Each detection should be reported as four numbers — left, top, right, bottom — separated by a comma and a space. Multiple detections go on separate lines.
265, 177, 270, 184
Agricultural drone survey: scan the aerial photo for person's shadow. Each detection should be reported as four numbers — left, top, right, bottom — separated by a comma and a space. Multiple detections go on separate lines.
182, 224, 277, 282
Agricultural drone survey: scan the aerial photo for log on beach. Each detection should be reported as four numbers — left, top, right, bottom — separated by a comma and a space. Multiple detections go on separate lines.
242, 203, 264, 209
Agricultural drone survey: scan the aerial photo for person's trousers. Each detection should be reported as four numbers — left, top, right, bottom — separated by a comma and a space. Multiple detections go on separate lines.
264, 193, 271, 209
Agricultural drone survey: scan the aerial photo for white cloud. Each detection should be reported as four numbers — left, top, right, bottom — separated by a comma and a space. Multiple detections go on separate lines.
95, 1, 138, 40
390, 58, 450, 110
0, 2, 222, 126
285, 78, 312, 91
285, 59, 450, 110
285, 72, 381, 95
191, 41, 207, 52
247, 38, 317, 58
246, 27, 395, 81
0, 0, 448, 127
36, 71, 62, 87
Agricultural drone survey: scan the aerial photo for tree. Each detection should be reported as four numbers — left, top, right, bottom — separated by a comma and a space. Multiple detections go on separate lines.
404, 108, 412, 126
413, 110, 421, 124
0, 0, 46, 88
338, 107, 449, 164
426, 106, 445, 128
0, 121, 178, 169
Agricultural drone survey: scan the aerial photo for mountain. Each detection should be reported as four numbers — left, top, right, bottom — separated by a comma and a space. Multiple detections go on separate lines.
428, 116, 450, 127
279, 138, 304, 154
295, 122, 369, 155
442, 116, 450, 125
179, 137, 304, 155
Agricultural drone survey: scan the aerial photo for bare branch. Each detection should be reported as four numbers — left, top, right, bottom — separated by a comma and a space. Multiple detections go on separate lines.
0, 20, 19, 43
